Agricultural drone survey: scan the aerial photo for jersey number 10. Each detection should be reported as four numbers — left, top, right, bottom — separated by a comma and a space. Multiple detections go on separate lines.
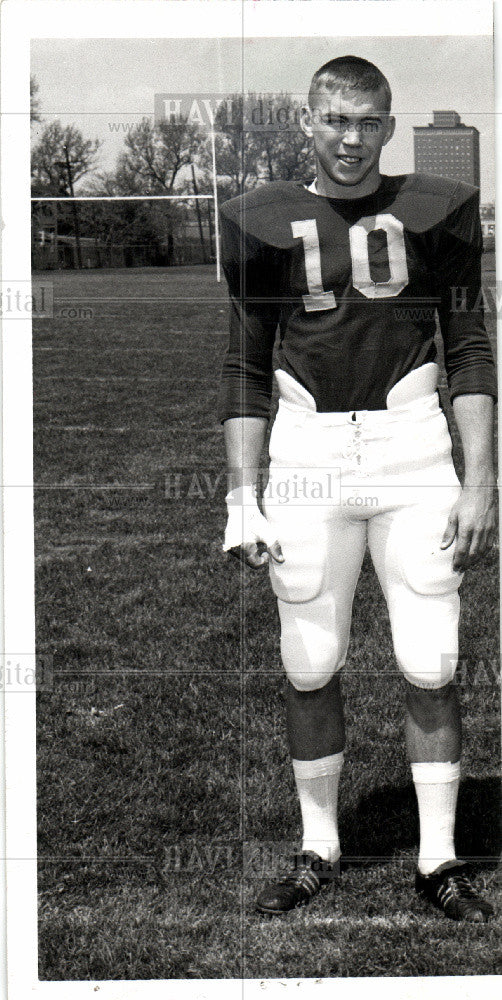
291, 214, 409, 312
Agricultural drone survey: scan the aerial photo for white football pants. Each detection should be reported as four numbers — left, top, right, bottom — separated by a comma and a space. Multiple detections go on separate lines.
263, 366, 463, 692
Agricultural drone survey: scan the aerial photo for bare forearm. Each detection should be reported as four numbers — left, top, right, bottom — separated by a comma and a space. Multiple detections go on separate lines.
442, 394, 497, 569
452, 394, 495, 486
223, 416, 268, 491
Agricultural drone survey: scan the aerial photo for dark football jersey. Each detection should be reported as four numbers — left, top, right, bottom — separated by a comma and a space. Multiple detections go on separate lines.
217, 173, 497, 419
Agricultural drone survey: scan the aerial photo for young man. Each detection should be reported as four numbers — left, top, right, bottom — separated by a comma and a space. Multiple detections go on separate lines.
218, 56, 497, 920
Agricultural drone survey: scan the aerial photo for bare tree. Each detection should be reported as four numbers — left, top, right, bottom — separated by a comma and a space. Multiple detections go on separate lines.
206, 93, 314, 197
31, 121, 101, 195
84, 171, 122, 196
113, 116, 204, 193
83, 116, 209, 265
248, 94, 314, 183
30, 76, 41, 125
209, 96, 256, 196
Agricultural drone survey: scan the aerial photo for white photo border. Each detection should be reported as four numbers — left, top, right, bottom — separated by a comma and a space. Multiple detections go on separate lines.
1, 1, 500, 998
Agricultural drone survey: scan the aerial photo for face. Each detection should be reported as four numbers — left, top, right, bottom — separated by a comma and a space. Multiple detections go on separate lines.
302, 85, 395, 197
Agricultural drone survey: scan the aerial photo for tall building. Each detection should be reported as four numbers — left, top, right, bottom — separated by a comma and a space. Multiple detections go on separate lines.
413, 111, 480, 187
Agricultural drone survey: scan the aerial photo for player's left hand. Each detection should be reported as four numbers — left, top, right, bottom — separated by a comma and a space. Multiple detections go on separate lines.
440, 481, 497, 572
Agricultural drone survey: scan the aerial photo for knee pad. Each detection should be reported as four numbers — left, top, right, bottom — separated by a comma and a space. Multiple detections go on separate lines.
393, 591, 460, 689
381, 505, 462, 689
278, 594, 346, 691
400, 657, 459, 690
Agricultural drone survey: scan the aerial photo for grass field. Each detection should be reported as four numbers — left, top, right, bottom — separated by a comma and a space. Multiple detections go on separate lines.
34, 262, 501, 981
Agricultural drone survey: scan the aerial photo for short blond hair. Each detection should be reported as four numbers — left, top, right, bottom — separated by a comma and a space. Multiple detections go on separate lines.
309, 56, 392, 113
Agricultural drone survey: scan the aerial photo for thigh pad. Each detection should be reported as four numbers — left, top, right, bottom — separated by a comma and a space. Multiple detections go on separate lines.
268, 518, 328, 603
392, 504, 463, 596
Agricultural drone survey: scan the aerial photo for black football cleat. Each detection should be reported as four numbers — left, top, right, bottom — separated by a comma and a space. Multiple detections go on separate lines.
415, 860, 495, 922
255, 850, 340, 915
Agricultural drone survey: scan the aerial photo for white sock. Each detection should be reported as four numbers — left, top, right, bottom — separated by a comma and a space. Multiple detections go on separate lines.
411, 760, 460, 875
292, 752, 344, 863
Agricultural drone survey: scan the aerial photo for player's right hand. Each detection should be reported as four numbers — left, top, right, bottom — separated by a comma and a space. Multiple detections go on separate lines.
223, 486, 284, 569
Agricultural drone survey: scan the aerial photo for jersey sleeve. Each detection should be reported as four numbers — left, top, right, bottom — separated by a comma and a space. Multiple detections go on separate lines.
217, 202, 280, 422
433, 185, 497, 403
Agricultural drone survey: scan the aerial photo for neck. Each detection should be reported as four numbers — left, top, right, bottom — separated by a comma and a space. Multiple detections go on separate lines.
316, 162, 383, 199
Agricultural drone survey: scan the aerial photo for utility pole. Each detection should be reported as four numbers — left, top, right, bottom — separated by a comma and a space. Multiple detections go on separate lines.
53, 200, 58, 268
62, 145, 82, 268
191, 163, 207, 264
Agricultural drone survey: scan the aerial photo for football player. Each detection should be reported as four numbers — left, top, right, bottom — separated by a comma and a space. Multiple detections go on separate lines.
218, 56, 497, 921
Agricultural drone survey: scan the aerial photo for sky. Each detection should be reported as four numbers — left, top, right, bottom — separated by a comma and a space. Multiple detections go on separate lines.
31, 34, 495, 200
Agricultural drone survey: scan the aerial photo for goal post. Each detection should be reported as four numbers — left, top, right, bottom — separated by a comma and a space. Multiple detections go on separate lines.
208, 106, 221, 283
